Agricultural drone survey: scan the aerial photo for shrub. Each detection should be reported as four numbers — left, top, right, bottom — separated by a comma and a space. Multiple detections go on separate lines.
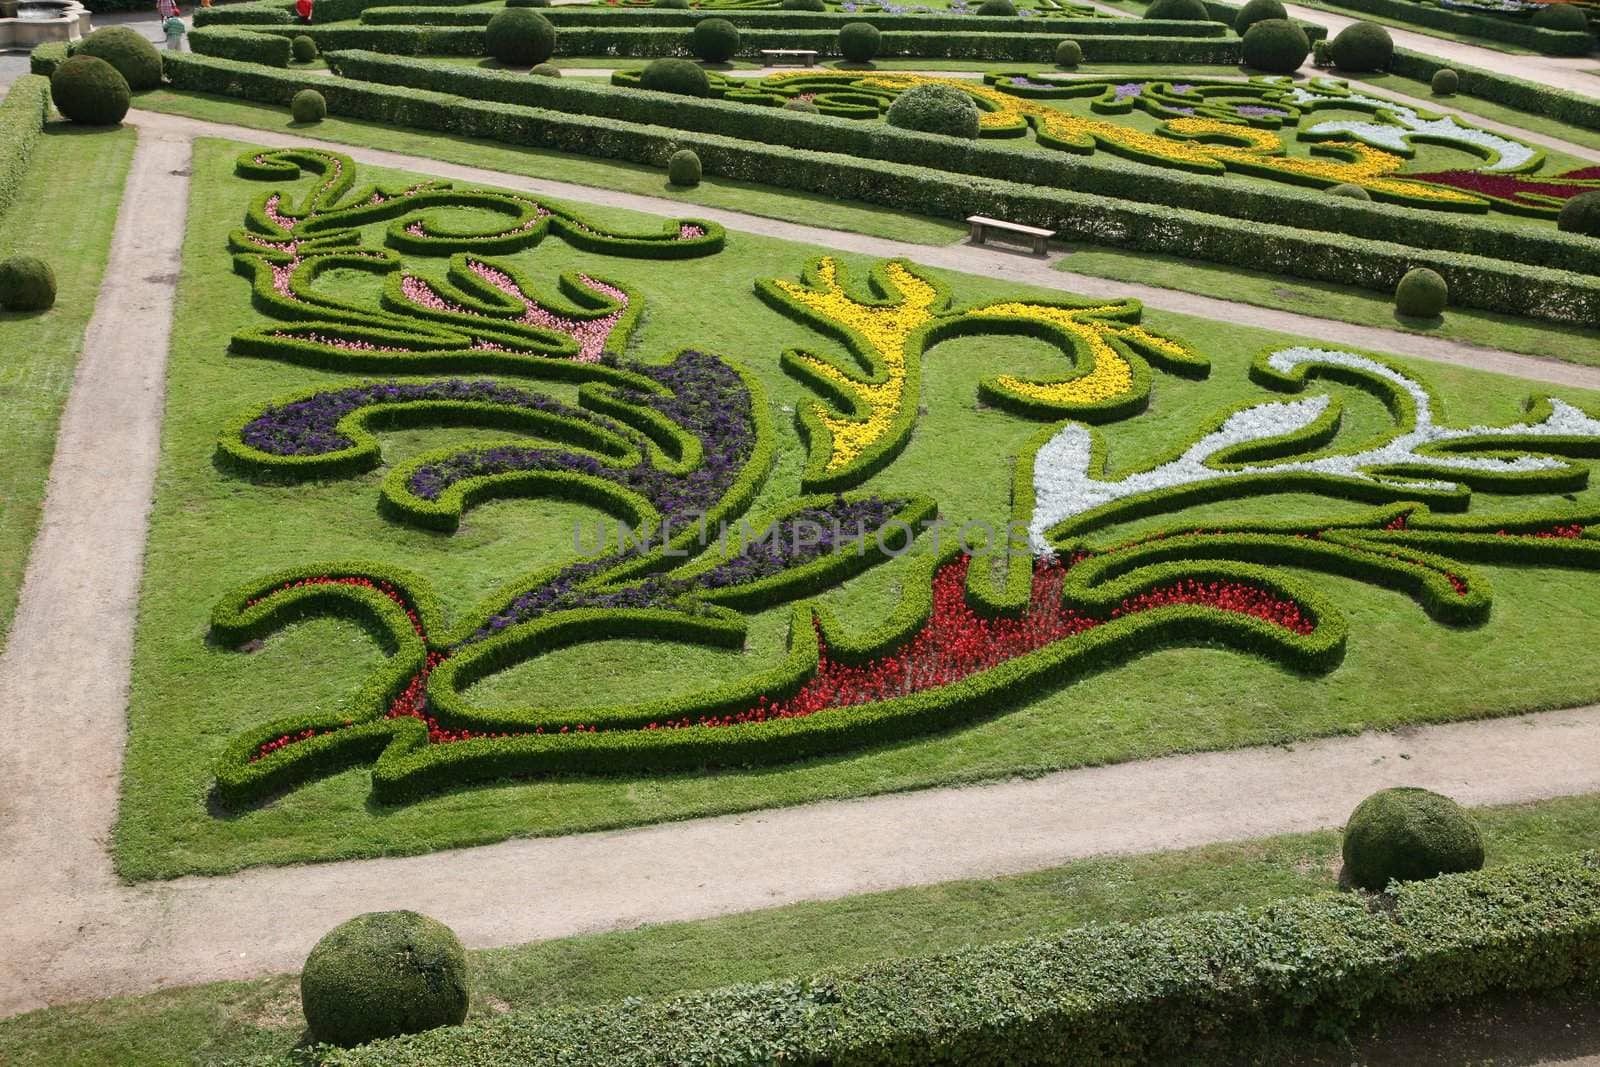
506, 0, 551, 6
690, 17, 740, 62
1533, 1, 1588, 30
1241, 19, 1309, 73
1558, 189, 1600, 236
667, 147, 702, 185
1233, 0, 1287, 34
0, 255, 56, 312
885, 82, 979, 139
72, 26, 162, 91
839, 22, 881, 62
1342, 787, 1482, 890
976, 0, 1016, 13
1055, 38, 1083, 66
655, 0, 690, 7
291, 88, 327, 122
1393, 266, 1449, 317
1430, 67, 1459, 95
291, 34, 318, 63
1146, 0, 1210, 19
301, 911, 470, 1047
531, 62, 562, 77
485, 8, 556, 67
782, 0, 826, 8
639, 57, 710, 96
49, 54, 130, 126
1328, 182, 1371, 199
1329, 21, 1393, 72
784, 98, 820, 112
1312, 38, 1332, 66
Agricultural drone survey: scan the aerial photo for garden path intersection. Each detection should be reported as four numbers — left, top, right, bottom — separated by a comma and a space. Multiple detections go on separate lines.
9, 101, 1600, 1020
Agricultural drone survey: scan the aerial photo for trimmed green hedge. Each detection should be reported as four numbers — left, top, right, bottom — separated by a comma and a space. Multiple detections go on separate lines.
162, 54, 1600, 325
27, 41, 70, 77
324, 852, 1600, 1066
0, 75, 51, 225
1301, 0, 1592, 54
1389, 46, 1600, 132
190, 25, 295, 67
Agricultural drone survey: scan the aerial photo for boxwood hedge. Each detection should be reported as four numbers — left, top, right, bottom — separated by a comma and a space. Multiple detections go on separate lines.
0, 75, 51, 225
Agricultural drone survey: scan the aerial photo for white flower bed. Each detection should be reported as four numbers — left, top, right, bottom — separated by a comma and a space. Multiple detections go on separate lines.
1286, 86, 1539, 174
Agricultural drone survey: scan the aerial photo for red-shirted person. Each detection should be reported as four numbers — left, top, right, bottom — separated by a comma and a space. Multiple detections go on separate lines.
295, 0, 313, 23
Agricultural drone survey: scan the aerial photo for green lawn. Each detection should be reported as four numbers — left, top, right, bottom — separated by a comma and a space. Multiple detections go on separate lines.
0, 123, 136, 649
12, 789, 1600, 1066
112, 135, 1600, 879
1057, 243, 1600, 363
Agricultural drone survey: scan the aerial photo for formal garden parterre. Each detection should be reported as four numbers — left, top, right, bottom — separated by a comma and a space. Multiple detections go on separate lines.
6, 0, 1600, 1060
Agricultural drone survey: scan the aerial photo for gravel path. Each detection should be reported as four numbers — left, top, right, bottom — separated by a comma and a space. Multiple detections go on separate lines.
5, 110, 1600, 1020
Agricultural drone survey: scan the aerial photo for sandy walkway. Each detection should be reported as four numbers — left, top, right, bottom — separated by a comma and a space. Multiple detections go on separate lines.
5, 109, 1600, 1020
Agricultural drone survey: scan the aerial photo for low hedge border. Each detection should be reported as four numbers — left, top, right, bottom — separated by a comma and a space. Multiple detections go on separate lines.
1389, 46, 1600, 131
325, 851, 1600, 1066
1304, 0, 1593, 54
162, 54, 1600, 325
0, 75, 51, 225
190, 25, 294, 67
326, 51, 1600, 274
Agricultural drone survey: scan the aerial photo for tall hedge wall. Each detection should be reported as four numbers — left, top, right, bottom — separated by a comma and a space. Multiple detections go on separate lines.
161, 52, 1600, 327
323, 852, 1600, 1066
0, 75, 51, 225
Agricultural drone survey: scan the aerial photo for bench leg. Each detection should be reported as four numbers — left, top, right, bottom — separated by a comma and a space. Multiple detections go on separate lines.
1033, 235, 1047, 255
969, 224, 985, 246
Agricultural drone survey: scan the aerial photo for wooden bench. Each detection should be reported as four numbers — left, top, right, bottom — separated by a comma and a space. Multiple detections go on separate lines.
760, 48, 819, 66
966, 215, 1054, 256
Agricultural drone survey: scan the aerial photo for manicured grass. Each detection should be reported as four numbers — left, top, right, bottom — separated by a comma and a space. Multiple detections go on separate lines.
114, 135, 1600, 879
1056, 242, 1600, 364
1278, 0, 1543, 54
0, 123, 136, 649
130, 88, 967, 245
13, 790, 1600, 1065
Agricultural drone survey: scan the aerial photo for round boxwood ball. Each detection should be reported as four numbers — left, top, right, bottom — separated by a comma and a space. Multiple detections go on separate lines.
1146, 0, 1209, 19
291, 88, 327, 123
485, 8, 556, 67
640, 57, 711, 96
531, 62, 561, 76
301, 911, 470, 1047
784, 98, 820, 112
1328, 182, 1371, 199
976, 0, 1016, 13
1394, 267, 1449, 318
1241, 19, 1309, 73
1342, 788, 1483, 892
782, 0, 825, 8
73, 26, 162, 91
667, 148, 702, 186
1558, 190, 1600, 236
885, 82, 980, 138
1329, 20, 1393, 71
839, 22, 881, 62
1431, 67, 1459, 95
1055, 38, 1083, 66
690, 17, 740, 62
50, 54, 130, 127
1233, 0, 1286, 33
291, 34, 318, 63
0, 255, 57, 312
1533, 1, 1588, 30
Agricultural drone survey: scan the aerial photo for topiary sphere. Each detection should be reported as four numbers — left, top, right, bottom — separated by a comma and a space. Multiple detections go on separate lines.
839, 22, 881, 62
485, 8, 556, 67
1558, 190, 1600, 236
1341, 788, 1484, 892
1394, 267, 1449, 318
667, 148, 702, 186
689, 17, 740, 62
1241, 19, 1309, 73
291, 34, 318, 63
1430, 67, 1459, 95
301, 911, 470, 1048
1328, 182, 1371, 199
1055, 38, 1083, 66
1146, 0, 1210, 19
784, 98, 820, 112
1533, 1, 1588, 30
291, 88, 327, 123
1329, 20, 1393, 71
976, 0, 1017, 13
0, 255, 57, 312
640, 57, 711, 96
781, 0, 826, 8
1233, 0, 1287, 33
531, 62, 562, 76
73, 26, 162, 91
885, 82, 980, 138
50, 54, 131, 126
